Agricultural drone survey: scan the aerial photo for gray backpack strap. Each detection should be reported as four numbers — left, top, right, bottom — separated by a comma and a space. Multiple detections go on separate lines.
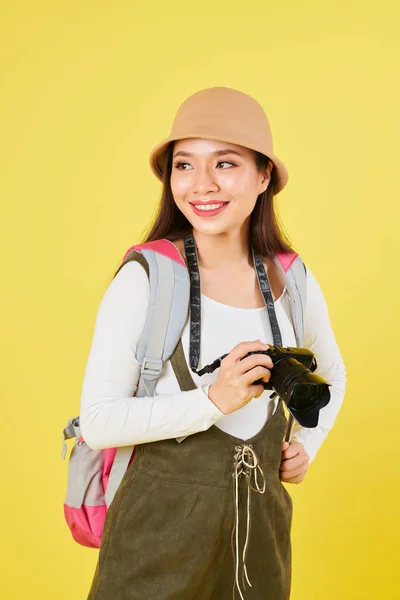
273, 254, 307, 347
137, 251, 176, 397
106, 247, 189, 507
104, 446, 137, 507
135, 247, 190, 393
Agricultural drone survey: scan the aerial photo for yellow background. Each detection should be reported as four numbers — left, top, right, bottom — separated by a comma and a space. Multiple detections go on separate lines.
1, 1, 399, 598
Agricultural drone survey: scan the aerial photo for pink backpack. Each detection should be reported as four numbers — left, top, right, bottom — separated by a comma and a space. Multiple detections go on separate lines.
62, 239, 306, 548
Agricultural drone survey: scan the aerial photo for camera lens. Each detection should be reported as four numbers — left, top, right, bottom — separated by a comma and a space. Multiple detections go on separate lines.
291, 384, 319, 410
270, 357, 331, 426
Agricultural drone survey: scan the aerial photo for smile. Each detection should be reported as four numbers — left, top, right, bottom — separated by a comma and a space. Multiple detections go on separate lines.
189, 202, 230, 217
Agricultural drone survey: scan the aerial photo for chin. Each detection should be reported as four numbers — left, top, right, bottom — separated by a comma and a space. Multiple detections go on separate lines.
192, 222, 230, 236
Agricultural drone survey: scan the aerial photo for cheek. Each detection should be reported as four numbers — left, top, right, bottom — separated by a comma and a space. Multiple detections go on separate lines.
222, 172, 257, 199
170, 174, 191, 199
224, 176, 258, 213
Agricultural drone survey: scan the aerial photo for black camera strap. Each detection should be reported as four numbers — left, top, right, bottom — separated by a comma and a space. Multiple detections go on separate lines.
251, 249, 283, 346
183, 233, 283, 377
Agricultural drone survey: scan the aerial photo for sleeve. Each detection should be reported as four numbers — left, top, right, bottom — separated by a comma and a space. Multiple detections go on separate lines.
290, 265, 347, 465
79, 260, 225, 450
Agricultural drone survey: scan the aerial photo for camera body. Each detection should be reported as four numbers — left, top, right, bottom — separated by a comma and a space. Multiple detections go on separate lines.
243, 345, 330, 428
243, 346, 317, 390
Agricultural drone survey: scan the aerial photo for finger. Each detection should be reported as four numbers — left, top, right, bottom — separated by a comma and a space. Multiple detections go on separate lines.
225, 340, 269, 364
280, 472, 305, 484
282, 450, 309, 464
281, 451, 308, 467
243, 365, 271, 387
280, 461, 309, 480
282, 443, 302, 460
281, 449, 308, 467
281, 467, 308, 482
280, 456, 309, 474
239, 353, 274, 371
249, 383, 265, 399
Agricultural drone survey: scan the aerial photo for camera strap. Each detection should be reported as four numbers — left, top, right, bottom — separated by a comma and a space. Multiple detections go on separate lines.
183, 233, 283, 376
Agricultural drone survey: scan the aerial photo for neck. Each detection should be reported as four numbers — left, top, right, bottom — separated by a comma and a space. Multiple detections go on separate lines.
191, 226, 253, 271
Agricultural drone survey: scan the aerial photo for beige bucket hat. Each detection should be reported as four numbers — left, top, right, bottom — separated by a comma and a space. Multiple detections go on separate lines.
149, 86, 289, 194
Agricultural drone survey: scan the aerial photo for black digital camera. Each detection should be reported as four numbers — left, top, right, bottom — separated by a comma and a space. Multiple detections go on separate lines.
243, 345, 331, 428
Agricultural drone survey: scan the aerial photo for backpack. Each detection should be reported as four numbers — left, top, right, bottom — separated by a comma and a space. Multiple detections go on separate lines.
62, 238, 307, 548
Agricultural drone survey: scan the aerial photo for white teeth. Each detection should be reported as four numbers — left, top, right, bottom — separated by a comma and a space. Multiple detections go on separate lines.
194, 203, 225, 211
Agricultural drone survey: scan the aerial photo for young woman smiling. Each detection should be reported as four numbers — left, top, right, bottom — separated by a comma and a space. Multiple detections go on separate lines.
81, 87, 347, 600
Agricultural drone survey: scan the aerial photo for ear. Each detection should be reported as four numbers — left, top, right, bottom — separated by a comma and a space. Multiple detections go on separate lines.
259, 160, 273, 194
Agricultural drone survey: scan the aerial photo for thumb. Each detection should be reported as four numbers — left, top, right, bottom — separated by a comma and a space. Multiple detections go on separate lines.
282, 441, 290, 451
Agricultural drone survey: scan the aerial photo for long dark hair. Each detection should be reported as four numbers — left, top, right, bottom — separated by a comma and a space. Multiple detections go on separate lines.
114, 142, 294, 277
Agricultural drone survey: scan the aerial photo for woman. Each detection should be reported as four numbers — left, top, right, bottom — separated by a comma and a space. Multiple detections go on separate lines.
80, 86, 347, 599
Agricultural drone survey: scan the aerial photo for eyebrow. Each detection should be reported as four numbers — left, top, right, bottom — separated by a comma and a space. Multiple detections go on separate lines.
173, 148, 243, 159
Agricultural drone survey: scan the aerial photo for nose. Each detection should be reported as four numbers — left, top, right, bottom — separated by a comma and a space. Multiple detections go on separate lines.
191, 165, 219, 194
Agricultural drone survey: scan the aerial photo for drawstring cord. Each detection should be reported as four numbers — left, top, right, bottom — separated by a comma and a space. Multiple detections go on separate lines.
231, 444, 266, 600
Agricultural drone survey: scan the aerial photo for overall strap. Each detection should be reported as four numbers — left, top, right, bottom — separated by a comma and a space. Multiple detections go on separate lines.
170, 340, 197, 392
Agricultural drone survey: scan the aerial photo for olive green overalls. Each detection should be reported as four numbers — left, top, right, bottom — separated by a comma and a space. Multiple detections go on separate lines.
87, 338, 293, 600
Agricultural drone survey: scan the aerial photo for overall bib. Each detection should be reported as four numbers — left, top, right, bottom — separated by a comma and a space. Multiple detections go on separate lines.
87, 341, 293, 600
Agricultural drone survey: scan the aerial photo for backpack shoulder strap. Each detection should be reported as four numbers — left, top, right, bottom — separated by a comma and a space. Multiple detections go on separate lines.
105, 240, 190, 507
274, 252, 307, 347
121, 239, 190, 397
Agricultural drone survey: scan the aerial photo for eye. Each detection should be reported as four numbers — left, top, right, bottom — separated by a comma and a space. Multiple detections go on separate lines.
173, 160, 236, 170
173, 161, 191, 170
216, 161, 235, 168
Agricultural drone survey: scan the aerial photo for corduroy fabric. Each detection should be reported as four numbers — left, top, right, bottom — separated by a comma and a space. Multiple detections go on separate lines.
87, 341, 293, 600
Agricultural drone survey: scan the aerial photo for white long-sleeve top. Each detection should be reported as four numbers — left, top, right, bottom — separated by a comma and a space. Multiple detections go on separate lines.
79, 259, 347, 465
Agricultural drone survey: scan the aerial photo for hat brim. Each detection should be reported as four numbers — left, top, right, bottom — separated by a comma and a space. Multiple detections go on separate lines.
149, 133, 289, 194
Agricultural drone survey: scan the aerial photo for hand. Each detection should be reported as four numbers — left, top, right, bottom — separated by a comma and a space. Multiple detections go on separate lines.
279, 441, 310, 484
208, 339, 273, 415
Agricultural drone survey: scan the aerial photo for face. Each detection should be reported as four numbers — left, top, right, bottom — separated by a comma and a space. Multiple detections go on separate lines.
170, 138, 272, 237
